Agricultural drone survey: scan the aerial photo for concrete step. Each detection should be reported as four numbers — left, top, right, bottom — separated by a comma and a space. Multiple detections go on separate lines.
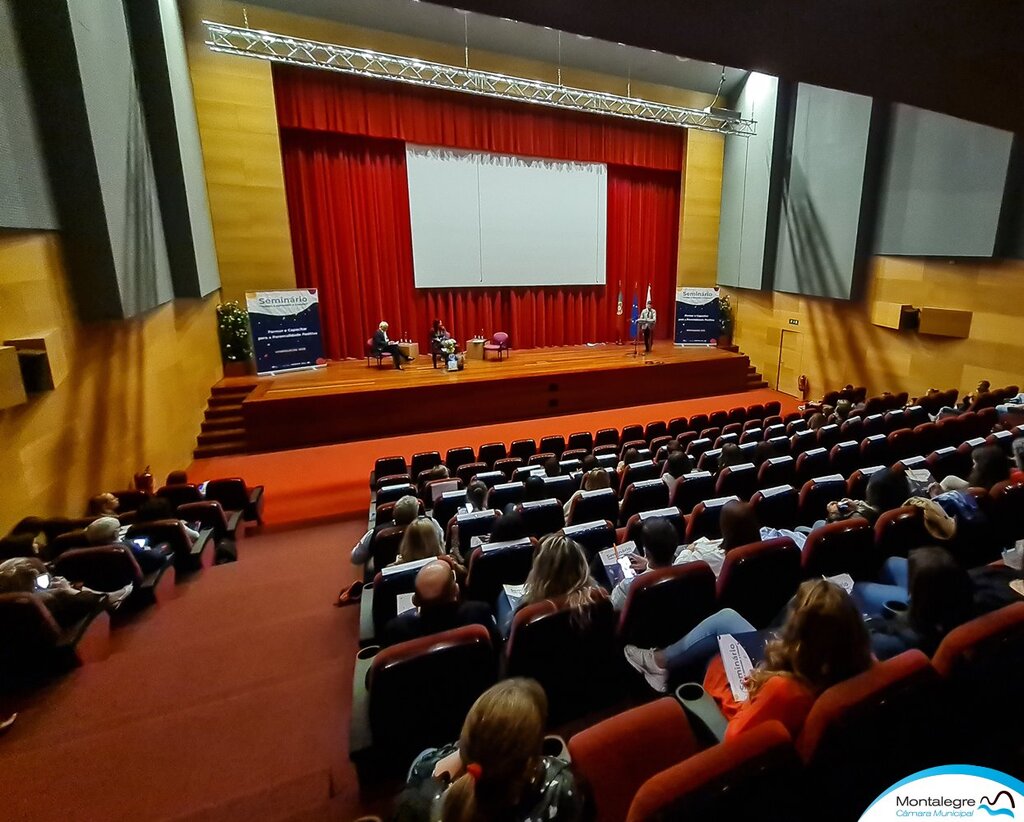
205, 405, 244, 420
198, 428, 246, 446
202, 416, 244, 432
209, 393, 249, 408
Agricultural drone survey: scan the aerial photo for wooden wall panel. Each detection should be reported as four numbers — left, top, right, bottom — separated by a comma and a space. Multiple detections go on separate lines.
727, 256, 1024, 399
0, 231, 222, 532
179, 0, 718, 304
678, 130, 724, 287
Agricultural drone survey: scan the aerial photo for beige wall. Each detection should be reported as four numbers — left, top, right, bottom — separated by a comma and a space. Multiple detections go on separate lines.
0, 231, 222, 532
727, 256, 1024, 401
179, 0, 720, 303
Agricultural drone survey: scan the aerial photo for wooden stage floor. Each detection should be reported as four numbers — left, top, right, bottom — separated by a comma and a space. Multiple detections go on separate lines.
235, 344, 758, 452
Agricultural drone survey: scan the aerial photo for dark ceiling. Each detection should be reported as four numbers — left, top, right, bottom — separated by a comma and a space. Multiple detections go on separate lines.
424, 0, 1023, 134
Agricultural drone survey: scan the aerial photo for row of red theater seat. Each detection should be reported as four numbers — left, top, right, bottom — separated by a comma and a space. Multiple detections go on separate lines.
570, 602, 1024, 821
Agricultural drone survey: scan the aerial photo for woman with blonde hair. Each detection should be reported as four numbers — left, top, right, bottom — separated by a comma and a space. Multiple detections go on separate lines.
562, 467, 611, 517
393, 517, 466, 579
395, 678, 582, 821
496, 533, 594, 637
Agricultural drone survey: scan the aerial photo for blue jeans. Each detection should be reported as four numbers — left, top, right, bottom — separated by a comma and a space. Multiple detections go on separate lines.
852, 556, 909, 618
662, 608, 757, 673
495, 591, 516, 638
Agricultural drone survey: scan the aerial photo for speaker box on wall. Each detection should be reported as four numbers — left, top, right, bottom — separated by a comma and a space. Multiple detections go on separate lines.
0, 345, 28, 409
4, 328, 69, 391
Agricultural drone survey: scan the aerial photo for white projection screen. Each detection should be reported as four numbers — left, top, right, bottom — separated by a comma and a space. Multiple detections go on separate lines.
405, 145, 607, 288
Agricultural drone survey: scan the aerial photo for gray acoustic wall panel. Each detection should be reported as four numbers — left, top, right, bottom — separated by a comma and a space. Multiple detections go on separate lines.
717, 72, 780, 290
875, 104, 1013, 257
0, 2, 57, 230
774, 83, 877, 300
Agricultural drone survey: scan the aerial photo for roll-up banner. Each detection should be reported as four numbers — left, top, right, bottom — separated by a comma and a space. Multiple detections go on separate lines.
674, 286, 722, 347
246, 289, 326, 375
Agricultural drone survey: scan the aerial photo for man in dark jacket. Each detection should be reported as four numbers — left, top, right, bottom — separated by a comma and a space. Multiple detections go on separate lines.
373, 321, 412, 370
383, 560, 496, 646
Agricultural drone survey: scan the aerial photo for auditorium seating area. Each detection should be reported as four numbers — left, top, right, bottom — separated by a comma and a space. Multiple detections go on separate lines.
346, 386, 1024, 814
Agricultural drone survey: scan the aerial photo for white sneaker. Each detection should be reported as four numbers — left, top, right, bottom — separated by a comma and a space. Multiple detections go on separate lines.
107, 583, 134, 610
624, 645, 669, 693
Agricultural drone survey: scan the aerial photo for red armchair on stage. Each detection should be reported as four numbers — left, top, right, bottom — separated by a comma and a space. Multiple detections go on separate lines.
483, 331, 510, 361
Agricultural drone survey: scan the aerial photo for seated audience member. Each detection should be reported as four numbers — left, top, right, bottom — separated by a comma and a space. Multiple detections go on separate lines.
1012, 438, 1024, 483
395, 678, 582, 821
816, 467, 910, 530
752, 441, 775, 468
660, 451, 692, 497
86, 516, 172, 574
806, 412, 828, 431
673, 500, 778, 577
625, 580, 872, 733
612, 517, 678, 610
861, 547, 975, 659
718, 442, 743, 470
351, 495, 423, 565
543, 458, 561, 478
87, 493, 120, 517
523, 475, 547, 503
134, 497, 201, 541
489, 511, 528, 542
616, 448, 641, 478
393, 518, 448, 567
495, 533, 594, 637
165, 470, 189, 486
831, 399, 853, 423
938, 444, 1009, 492
563, 468, 612, 517
0, 557, 129, 626
462, 481, 488, 514
933, 405, 958, 422
579, 454, 598, 473
373, 321, 413, 370
0, 532, 41, 561
382, 560, 497, 646
418, 464, 451, 494
960, 379, 990, 410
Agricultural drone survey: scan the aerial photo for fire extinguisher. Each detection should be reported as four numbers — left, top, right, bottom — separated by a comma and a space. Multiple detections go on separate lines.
798, 375, 809, 400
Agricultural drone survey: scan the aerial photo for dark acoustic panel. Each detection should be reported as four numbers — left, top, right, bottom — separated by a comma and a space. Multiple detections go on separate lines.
875, 104, 1013, 257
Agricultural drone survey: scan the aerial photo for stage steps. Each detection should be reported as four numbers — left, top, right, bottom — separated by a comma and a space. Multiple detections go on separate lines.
193, 379, 258, 459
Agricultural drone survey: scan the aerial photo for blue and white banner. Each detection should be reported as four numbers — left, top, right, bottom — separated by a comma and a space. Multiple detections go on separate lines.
246, 289, 325, 375
861, 765, 1024, 821
674, 286, 721, 346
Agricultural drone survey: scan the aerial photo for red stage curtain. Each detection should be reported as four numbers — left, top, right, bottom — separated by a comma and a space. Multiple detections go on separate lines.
274, 67, 684, 172
274, 68, 683, 359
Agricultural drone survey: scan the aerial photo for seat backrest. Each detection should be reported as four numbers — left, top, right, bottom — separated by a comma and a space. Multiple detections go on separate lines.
790, 429, 817, 456
925, 446, 970, 482
716, 538, 802, 628
874, 505, 929, 559
644, 421, 668, 442
371, 558, 435, 634
562, 520, 616, 561
619, 479, 671, 525
455, 509, 500, 549
476, 442, 506, 467
516, 498, 565, 538
670, 471, 715, 514
54, 545, 144, 590
696, 448, 722, 474
493, 456, 524, 479
569, 698, 699, 822
49, 529, 91, 560
989, 479, 1024, 544
627, 721, 802, 822
708, 410, 729, 428
486, 480, 525, 511
796, 650, 942, 812
801, 518, 877, 580
795, 448, 830, 485
539, 435, 565, 457
156, 483, 203, 508
620, 424, 644, 445
375, 472, 411, 492
594, 427, 619, 447
177, 500, 229, 538
126, 519, 193, 556
715, 463, 758, 501
112, 489, 148, 513
618, 562, 717, 647
628, 507, 686, 547
541, 474, 578, 504
798, 475, 847, 524
368, 625, 496, 765
432, 490, 468, 531
465, 537, 535, 603
205, 477, 254, 513
757, 455, 795, 490
444, 446, 476, 474
685, 437, 713, 460
685, 495, 739, 541
0, 593, 63, 663
829, 440, 862, 477
410, 451, 442, 479
527, 451, 557, 467
376, 482, 417, 507
568, 488, 618, 527
370, 525, 407, 570
455, 461, 487, 486
567, 431, 594, 451
816, 423, 842, 450
506, 590, 619, 723
619, 460, 660, 493
750, 485, 800, 530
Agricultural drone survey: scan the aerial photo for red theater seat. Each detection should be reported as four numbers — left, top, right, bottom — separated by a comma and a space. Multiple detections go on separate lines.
617, 562, 716, 648
717, 538, 802, 628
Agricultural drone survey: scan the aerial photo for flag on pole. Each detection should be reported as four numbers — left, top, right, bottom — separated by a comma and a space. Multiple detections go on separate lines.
629, 284, 640, 339
616, 281, 623, 316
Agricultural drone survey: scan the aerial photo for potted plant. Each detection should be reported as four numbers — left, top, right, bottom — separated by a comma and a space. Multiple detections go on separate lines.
216, 301, 255, 376
716, 293, 734, 348
440, 338, 458, 371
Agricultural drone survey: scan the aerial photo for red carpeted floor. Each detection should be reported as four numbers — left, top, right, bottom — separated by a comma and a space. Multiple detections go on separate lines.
0, 389, 795, 820
190, 388, 800, 528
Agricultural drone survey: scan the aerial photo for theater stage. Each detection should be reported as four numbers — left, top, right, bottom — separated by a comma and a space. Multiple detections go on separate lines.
225, 344, 762, 453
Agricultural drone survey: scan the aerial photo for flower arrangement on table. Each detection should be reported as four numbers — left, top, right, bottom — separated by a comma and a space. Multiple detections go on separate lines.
440, 339, 457, 356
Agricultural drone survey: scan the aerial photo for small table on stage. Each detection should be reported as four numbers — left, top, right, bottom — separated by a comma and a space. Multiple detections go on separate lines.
397, 341, 419, 359
466, 338, 486, 360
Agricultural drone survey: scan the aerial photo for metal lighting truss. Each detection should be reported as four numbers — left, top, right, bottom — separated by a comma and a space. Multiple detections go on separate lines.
204, 21, 756, 137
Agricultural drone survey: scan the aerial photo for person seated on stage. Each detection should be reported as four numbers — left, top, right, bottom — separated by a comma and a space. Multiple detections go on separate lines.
350, 494, 422, 565
429, 318, 453, 369
661, 452, 692, 497
616, 447, 641, 478
638, 300, 657, 353
85, 515, 173, 575
396, 678, 582, 822
373, 321, 413, 370
0, 557, 131, 627
134, 497, 201, 542
718, 443, 744, 470
382, 560, 497, 647
612, 517, 678, 610
495, 533, 596, 637
86, 492, 120, 517
563, 468, 613, 517
543, 457, 561, 478
523, 475, 547, 503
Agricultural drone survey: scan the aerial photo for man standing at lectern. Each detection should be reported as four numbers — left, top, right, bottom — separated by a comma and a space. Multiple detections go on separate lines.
374, 321, 412, 370
638, 301, 657, 353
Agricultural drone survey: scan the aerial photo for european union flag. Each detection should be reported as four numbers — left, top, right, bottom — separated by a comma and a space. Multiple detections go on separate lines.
629, 290, 640, 339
